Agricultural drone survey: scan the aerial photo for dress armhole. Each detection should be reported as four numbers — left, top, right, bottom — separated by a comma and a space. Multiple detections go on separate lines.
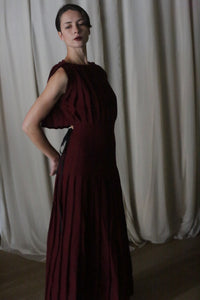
47, 63, 72, 95
40, 62, 73, 129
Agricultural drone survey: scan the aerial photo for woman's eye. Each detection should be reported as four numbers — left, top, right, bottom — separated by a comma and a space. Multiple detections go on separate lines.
64, 22, 86, 29
78, 22, 86, 26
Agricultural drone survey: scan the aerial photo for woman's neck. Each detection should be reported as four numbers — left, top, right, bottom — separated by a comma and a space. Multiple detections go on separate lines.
65, 48, 88, 65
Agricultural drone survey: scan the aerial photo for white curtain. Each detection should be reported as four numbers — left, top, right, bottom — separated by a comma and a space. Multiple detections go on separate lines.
0, 0, 199, 261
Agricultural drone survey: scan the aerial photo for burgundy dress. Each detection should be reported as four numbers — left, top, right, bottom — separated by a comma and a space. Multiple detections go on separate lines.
41, 60, 134, 300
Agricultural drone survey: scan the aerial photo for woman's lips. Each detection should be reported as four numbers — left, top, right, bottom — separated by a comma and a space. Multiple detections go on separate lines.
74, 37, 82, 41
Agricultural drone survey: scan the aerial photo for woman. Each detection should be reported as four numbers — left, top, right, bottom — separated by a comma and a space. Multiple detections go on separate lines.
22, 4, 134, 300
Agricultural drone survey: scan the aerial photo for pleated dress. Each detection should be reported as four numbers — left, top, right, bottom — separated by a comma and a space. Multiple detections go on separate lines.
41, 60, 134, 300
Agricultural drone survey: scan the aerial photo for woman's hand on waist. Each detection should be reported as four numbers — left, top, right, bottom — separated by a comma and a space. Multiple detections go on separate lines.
49, 153, 60, 176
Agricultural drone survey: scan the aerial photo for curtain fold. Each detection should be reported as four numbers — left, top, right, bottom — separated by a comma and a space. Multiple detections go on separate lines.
0, 0, 199, 261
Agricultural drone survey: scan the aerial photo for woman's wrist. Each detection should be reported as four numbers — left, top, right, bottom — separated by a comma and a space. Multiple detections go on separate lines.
49, 151, 60, 162
49, 151, 60, 176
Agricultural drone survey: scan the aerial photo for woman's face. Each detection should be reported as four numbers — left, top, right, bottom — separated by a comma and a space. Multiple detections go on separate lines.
58, 10, 90, 48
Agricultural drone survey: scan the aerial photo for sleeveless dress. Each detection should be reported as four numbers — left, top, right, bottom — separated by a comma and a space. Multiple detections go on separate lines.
41, 60, 134, 300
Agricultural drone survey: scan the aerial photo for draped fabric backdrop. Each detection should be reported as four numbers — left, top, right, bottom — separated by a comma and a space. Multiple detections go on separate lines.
0, 0, 200, 261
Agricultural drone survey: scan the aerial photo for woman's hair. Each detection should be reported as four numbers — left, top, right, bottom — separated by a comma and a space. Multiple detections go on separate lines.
55, 4, 92, 32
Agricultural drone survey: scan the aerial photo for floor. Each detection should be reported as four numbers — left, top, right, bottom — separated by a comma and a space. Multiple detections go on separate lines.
0, 236, 199, 300
132, 236, 200, 300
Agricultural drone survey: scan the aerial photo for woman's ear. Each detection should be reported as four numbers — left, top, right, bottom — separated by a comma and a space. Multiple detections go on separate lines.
58, 31, 63, 40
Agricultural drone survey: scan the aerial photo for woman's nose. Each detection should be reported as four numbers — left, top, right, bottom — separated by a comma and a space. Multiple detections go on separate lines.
73, 24, 80, 33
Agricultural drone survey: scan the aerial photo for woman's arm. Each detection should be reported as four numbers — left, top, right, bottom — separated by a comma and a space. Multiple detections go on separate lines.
22, 67, 68, 176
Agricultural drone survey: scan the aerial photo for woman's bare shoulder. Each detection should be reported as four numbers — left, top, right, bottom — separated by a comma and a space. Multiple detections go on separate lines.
49, 66, 68, 82
47, 66, 68, 94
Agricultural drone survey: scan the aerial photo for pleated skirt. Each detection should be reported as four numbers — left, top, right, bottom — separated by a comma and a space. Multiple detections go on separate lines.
45, 172, 134, 300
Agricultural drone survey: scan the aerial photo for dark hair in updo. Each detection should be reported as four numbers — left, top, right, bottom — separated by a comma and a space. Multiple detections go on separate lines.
55, 4, 92, 32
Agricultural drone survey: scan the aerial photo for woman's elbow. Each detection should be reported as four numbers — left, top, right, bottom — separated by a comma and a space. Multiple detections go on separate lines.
22, 119, 39, 135
22, 119, 29, 133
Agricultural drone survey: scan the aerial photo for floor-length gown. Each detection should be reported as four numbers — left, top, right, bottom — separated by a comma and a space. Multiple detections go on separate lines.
41, 60, 134, 300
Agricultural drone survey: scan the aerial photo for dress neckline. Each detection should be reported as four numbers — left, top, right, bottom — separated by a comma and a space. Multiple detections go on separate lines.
61, 59, 95, 66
